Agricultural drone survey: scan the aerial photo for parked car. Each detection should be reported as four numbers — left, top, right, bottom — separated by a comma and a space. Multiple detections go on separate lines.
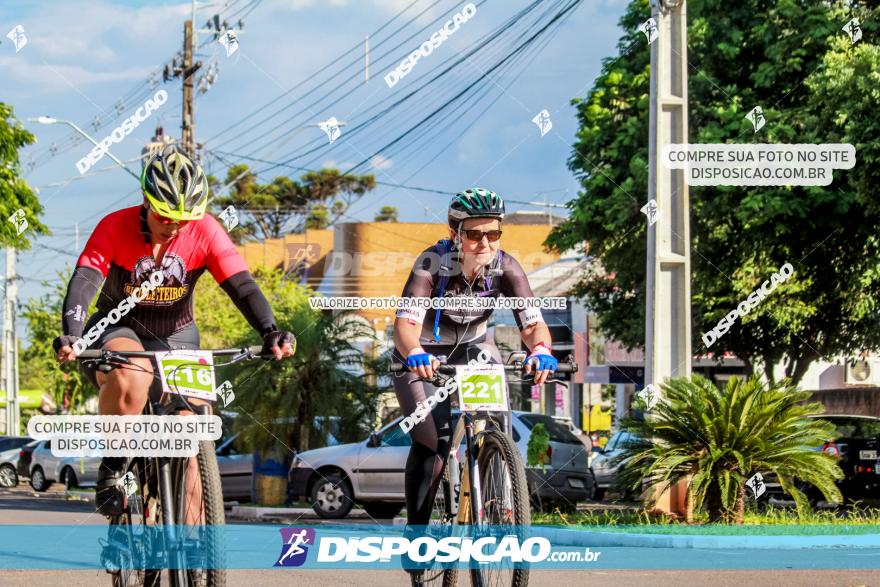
0, 437, 33, 488
289, 410, 594, 519
216, 416, 343, 502
216, 432, 252, 501
764, 415, 880, 503
552, 416, 594, 464
27, 440, 101, 491
590, 429, 642, 501
57, 455, 102, 489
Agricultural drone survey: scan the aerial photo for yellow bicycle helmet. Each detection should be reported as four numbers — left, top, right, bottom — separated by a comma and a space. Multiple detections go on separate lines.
141, 145, 209, 221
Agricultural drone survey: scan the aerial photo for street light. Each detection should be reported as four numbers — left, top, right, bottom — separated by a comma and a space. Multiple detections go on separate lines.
27, 116, 141, 181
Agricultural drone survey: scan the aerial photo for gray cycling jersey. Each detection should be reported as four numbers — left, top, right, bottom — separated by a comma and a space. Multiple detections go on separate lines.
396, 240, 543, 345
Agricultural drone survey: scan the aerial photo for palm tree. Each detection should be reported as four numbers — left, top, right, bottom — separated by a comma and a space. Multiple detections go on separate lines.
616, 375, 843, 524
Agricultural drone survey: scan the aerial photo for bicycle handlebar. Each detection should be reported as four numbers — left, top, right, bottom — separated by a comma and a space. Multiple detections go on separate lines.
76, 345, 268, 360
388, 359, 576, 374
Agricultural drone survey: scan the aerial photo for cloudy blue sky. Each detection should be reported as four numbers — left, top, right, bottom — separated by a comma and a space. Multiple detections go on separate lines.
1, 0, 631, 306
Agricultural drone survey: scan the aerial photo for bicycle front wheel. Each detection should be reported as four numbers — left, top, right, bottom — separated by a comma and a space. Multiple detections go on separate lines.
171, 440, 226, 587
472, 429, 530, 587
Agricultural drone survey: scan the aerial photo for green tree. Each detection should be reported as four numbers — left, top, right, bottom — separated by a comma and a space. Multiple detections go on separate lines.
210, 166, 376, 241
547, 0, 880, 384
374, 206, 398, 223
0, 103, 48, 247
526, 422, 551, 470
617, 375, 843, 524
20, 271, 96, 413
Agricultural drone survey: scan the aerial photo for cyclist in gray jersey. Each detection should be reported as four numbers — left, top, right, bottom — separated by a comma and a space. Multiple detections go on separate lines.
392, 188, 558, 585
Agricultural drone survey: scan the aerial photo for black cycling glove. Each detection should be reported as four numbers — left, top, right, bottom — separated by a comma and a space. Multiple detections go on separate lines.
53, 335, 81, 354
260, 329, 297, 358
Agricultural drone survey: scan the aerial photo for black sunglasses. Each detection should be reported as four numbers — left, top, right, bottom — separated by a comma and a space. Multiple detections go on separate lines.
463, 229, 502, 242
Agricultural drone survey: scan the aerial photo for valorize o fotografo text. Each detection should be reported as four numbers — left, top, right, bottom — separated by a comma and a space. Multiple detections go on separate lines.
309, 296, 567, 310
702, 262, 794, 348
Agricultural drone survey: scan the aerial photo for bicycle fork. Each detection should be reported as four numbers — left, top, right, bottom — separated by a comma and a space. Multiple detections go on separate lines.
457, 416, 487, 525
158, 456, 188, 581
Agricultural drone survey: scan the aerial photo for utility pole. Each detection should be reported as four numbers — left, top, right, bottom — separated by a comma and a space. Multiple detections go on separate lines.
3, 249, 19, 435
182, 19, 196, 158
646, 0, 691, 514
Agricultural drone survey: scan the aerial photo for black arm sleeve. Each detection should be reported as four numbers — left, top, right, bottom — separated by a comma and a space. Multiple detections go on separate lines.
218, 270, 278, 335
62, 266, 103, 337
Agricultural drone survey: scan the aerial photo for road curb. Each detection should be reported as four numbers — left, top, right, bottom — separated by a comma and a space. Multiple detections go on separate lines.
228, 505, 402, 521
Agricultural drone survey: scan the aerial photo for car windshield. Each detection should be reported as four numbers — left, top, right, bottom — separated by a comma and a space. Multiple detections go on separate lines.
517, 414, 582, 445
823, 418, 880, 440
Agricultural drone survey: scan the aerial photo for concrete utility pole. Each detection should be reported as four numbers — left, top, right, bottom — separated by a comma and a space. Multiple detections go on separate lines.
182, 19, 196, 158
645, 0, 691, 514
3, 249, 20, 435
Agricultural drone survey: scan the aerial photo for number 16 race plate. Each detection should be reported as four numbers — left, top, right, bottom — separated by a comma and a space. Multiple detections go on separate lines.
455, 364, 508, 412
155, 350, 217, 401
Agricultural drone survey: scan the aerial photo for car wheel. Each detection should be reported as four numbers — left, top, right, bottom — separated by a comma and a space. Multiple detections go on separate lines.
62, 467, 78, 490
310, 472, 354, 519
362, 502, 404, 519
593, 487, 606, 502
0, 464, 17, 488
30, 466, 49, 492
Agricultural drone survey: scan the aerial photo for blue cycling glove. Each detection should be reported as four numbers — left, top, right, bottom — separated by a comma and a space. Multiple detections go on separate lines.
406, 351, 437, 369
526, 352, 558, 371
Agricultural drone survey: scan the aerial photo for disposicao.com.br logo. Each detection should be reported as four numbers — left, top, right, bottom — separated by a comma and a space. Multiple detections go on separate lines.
275, 527, 315, 567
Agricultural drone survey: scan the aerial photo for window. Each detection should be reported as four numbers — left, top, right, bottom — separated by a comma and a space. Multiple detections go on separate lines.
517, 414, 582, 445
380, 423, 413, 447
604, 432, 621, 451
826, 418, 880, 440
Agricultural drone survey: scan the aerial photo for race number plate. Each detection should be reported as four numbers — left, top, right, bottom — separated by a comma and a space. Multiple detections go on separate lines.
155, 350, 217, 401
455, 364, 508, 412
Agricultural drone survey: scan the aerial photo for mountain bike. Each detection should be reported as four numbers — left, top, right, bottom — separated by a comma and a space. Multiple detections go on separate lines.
78, 346, 269, 587
391, 351, 576, 587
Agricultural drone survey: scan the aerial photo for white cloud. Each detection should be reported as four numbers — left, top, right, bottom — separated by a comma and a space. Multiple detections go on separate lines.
369, 154, 393, 170
0, 56, 153, 93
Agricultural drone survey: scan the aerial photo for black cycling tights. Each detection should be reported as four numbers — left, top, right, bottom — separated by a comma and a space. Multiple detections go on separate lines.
392, 340, 501, 525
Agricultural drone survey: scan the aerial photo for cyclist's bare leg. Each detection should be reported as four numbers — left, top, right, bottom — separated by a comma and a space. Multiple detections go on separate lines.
95, 337, 154, 415
94, 337, 153, 515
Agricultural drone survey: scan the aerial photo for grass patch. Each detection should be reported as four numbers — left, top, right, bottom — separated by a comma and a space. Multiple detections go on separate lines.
532, 503, 880, 535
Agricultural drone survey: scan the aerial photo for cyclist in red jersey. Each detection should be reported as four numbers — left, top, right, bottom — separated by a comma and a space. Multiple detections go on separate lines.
53, 146, 295, 517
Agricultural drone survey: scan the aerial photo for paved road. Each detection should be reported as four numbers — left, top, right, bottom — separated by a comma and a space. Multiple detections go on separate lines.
0, 568, 877, 587
1, 486, 879, 587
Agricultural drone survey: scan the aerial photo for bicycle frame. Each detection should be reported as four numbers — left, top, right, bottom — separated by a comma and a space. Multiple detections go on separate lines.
447, 410, 514, 526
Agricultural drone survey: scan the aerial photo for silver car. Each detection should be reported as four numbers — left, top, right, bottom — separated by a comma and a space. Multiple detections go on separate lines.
289, 410, 595, 519
590, 429, 640, 500
0, 437, 34, 488
29, 440, 101, 491
216, 432, 253, 501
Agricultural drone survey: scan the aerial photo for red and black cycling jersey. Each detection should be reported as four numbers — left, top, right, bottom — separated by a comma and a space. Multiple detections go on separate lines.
62, 205, 276, 340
